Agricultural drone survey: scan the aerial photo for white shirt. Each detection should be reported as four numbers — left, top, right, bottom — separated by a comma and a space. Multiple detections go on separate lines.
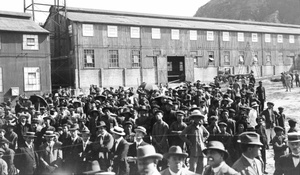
169, 168, 182, 175
248, 109, 258, 127
212, 161, 225, 173
292, 154, 300, 167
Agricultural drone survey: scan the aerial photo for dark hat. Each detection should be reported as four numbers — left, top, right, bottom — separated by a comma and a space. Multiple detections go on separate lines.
203, 141, 228, 159
278, 107, 284, 110
80, 127, 91, 135
238, 132, 263, 146
124, 121, 133, 126
176, 110, 185, 116
134, 126, 147, 135
165, 100, 173, 106
97, 121, 106, 128
274, 126, 284, 132
288, 132, 300, 142
137, 145, 163, 160
43, 131, 56, 137
102, 106, 112, 112
24, 132, 37, 138
73, 100, 82, 107
267, 102, 274, 106
110, 126, 125, 136
218, 122, 228, 127
69, 124, 79, 131
138, 105, 149, 111
258, 81, 262, 83
121, 108, 132, 115
189, 110, 204, 119
163, 146, 188, 159
288, 119, 297, 125
235, 95, 241, 99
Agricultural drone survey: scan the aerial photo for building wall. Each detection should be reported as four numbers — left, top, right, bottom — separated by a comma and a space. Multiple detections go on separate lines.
0, 32, 51, 102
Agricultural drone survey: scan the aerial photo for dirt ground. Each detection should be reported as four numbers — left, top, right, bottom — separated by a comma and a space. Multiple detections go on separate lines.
259, 78, 300, 174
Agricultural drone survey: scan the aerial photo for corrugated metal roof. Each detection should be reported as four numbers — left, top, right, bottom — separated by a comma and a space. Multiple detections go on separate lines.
64, 7, 300, 35
0, 12, 49, 33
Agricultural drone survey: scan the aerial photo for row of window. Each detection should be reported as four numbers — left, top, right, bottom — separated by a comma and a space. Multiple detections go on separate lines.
0, 35, 39, 51
0, 67, 40, 92
81, 24, 297, 43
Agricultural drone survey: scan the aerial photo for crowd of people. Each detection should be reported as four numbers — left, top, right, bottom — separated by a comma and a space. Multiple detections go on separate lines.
0, 73, 298, 175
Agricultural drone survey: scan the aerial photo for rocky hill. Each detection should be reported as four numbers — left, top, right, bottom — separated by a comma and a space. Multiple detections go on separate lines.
194, 0, 300, 25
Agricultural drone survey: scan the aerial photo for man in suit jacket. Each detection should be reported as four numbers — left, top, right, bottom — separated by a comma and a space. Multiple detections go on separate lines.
14, 132, 39, 175
39, 131, 62, 175
274, 132, 300, 175
111, 126, 129, 175
128, 126, 149, 175
260, 102, 276, 145
79, 127, 96, 173
161, 146, 199, 175
202, 141, 239, 175
232, 132, 264, 175
256, 81, 265, 112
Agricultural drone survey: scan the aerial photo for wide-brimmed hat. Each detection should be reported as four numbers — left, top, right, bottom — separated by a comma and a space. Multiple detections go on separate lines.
73, 100, 82, 107
218, 122, 228, 127
137, 145, 163, 160
43, 131, 56, 137
189, 110, 204, 119
96, 121, 106, 128
24, 132, 37, 138
163, 146, 188, 159
134, 126, 147, 135
238, 132, 263, 146
288, 132, 300, 142
110, 126, 125, 136
203, 141, 229, 159
274, 126, 284, 132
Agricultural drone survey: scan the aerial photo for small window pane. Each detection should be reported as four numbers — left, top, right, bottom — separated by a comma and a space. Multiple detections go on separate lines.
190, 30, 197, 40
171, 29, 179, 40
252, 33, 258, 42
152, 28, 161, 39
84, 50, 95, 67
179, 62, 184, 71
238, 32, 244, 42
109, 50, 119, 68
277, 35, 283, 43
108, 26, 118, 37
289, 35, 295, 43
24, 67, 40, 91
23, 35, 38, 50
82, 24, 94, 36
167, 62, 172, 71
223, 32, 230, 41
224, 51, 230, 65
207, 31, 214, 41
132, 50, 141, 67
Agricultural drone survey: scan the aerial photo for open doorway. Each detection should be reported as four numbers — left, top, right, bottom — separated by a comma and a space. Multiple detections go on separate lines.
167, 56, 185, 82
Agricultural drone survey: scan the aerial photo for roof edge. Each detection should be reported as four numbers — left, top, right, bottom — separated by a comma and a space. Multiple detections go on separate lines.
0, 10, 31, 19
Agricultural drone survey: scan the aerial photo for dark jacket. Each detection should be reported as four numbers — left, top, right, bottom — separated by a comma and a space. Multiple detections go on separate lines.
274, 153, 300, 175
112, 138, 129, 175
14, 145, 39, 175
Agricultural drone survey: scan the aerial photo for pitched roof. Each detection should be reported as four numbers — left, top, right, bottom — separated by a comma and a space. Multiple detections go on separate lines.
0, 10, 49, 33
63, 7, 300, 35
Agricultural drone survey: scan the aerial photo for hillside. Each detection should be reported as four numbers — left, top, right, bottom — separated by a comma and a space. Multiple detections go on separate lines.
194, 0, 300, 25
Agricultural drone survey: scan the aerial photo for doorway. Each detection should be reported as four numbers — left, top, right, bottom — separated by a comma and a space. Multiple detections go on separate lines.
167, 56, 185, 82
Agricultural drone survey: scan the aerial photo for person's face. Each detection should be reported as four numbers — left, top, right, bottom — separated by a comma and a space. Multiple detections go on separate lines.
249, 145, 261, 158
176, 114, 184, 122
140, 110, 148, 118
25, 137, 34, 145
82, 133, 90, 142
63, 126, 68, 133
165, 104, 172, 111
193, 117, 203, 125
206, 149, 224, 168
237, 124, 245, 133
0, 132, 4, 138
220, 126, 226, 133
289, 142, 300, 154
138, 158, 157, 175
45, 136, 54, 143
135, 131, 145, 141
168, 156, 185, 173
124, 125, 133, 134
21, 117, 26, 123
155, 112, 163, 121
70, 130, 78, 138
98, 127, 106, 135
1, 143, 8, 150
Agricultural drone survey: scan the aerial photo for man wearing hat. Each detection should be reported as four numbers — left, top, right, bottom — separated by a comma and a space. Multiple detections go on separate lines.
232, 132, 264, 175
161, 146, 197, 175
169, 110, 187, 148
275, 107, 285, 130
39, 131, 62, 174
249, 102, 259, 127
110, 126, 129, 175
128, 126, 149, 175
272, 126, 288, 170
180, 110, 210, 174
0, 138, 17, 175
137, 145, 162, 175
163, 100, 177, 127
288, 119, 298, 133
0, 148, 7, 175
15, 132, 39, 175
256, 81, 265, 112
274, 132, 300, 175
92, 121, 114, 172
203, 141, 239, 175
260, 101, 276, 145
14, 114, 31, 148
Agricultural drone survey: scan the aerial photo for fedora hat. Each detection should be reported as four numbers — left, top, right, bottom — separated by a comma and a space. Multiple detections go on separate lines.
238, 132, 263, 146
137, 145, 163, 160
24, 132, 37, 138
43, 131, 56, 137
288, 132, 300, 142
163, 146, 188, 159
203, 141, 229, 159
189, 110, 204, 119
110, 126, 125, 136
134, 126, 147, 135
96, 121, 106, 128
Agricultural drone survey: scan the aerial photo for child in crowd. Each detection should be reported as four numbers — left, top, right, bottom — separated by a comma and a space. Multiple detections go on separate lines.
287, 119, 297, 133
272, 126, 288, 169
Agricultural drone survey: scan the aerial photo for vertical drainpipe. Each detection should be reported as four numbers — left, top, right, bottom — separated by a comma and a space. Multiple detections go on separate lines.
218, 31, 222, 74
260, 33, 264, 77
76, 22, 80, 89
139, 25, 143, 85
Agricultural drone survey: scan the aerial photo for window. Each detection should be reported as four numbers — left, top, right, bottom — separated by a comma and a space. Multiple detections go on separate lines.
107, 26, 118, 37
82, 24, 94, 36
224, 51, 230, 65
237, 32, 244, 42
0, 67, 2, 92
109, 50, 119, 68
239, 51, 245, 65
190, 30, 197, 40
208, 51, 214, 65
132, 50, 141, 67
84, 50, 95, 67
252, 33, 258, 42
131, 27, 140, 38
223, 32, 230, 41
265, 34, 271, 43
171, 29, 179, 40
207, 31, 214, 41
167, 62, 172, 71
153, 50, 161, 67
23, 35, 38, 50
277, 34, 283, 43
24, 67, 40, 91
265, 52, 271, 65
289, 35, 295, 43
278, 52, 283, 65
179, 62, 184, 71
152, 28, 161, 39
190, 51, 198, 67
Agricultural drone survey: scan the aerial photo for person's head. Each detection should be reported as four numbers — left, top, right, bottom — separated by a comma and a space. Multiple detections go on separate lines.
256, 116, 265, 125
97, 121, 107, 135
80, 127, 91, 142
267, 102, 274, 109
203, 141, 228, 168
189, 110, 204, 125
278, 107, 284, 113
274, 126, 284, 136
239, 132, 262, 159
111, 126, 125, 140
165, 101, 173, 111
62, 124, 69, 133
139, 106, 149, 118
163, 146, 188, 173
137, 145, 162, 175
288, 132, 300, 154
134, 126, 147, 142
43, 131, 55, 143
289, 119, 297, 128
176, 111, 185, 122
237, 122, 246, 133
218, 122, 227, 133
0, 139, 10, 150
69, 125, 79, 138
221, 110, 229, 121
155, 111, 164, 122
19, 115, 27, 123
23, 132, 36, 145
258, 81, 262, 86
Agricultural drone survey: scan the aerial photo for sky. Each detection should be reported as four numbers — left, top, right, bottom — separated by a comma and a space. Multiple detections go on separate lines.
1, 0, 210, 23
